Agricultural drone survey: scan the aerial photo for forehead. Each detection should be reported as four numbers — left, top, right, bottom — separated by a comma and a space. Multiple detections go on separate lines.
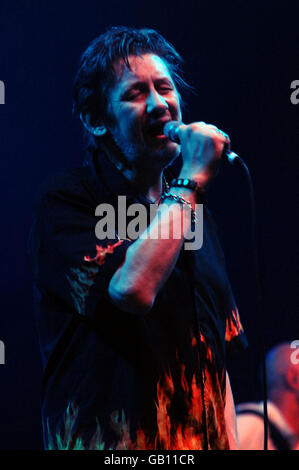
112, 53, 174, 90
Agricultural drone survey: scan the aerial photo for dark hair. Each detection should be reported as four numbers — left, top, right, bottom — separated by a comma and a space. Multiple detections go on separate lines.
73, 26, 190, 150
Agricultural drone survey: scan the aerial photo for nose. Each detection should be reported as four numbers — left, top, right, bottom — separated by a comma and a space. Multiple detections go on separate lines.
146, 89, 168, 117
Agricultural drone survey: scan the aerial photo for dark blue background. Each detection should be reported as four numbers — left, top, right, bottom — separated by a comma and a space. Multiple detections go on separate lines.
0, 0, 298, 449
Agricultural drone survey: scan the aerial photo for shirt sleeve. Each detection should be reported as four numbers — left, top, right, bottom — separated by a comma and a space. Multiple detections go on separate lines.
29, 176, 133, 319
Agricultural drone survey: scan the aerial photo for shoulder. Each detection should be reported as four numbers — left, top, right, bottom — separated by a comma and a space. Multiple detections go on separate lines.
35, 166, 95, 203
236, 401, 264, 415
236, 402, 265, 428
33, 165, 107, 216
29, 166, 104, 251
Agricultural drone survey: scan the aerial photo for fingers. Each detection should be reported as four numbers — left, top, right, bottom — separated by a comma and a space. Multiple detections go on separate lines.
179, 121, 230, 145
198, 122, 230, 148
178, 121, 231, 186
210, 126, 231, 150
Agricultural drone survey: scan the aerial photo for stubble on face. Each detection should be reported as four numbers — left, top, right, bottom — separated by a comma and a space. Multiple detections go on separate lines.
105, 54, 182, 176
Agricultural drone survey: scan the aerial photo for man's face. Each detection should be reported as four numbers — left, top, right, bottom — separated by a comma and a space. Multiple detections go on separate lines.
106, 53, 182, 173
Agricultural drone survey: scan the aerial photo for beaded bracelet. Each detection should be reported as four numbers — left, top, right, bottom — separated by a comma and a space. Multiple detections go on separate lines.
170, 177, 206, 203
170, 178, 198, 191
161, 192, 197, 224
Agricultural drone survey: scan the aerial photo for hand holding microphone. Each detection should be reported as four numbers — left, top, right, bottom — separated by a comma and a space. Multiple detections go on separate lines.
164, 120, 240, 188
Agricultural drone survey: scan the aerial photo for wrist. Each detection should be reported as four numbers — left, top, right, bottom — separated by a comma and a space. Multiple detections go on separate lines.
165, 186, 197, 209
161, 192, 197, 224
179, 168, 211, 189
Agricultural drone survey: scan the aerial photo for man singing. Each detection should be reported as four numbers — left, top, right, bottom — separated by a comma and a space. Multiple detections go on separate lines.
29, 26, 247, 450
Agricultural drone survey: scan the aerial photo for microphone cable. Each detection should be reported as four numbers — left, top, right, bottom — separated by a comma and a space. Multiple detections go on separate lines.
233, 156, 268, 451
164, 119, 269, 449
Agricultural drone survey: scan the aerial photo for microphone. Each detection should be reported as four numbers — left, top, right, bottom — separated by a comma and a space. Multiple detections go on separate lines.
163, 121, 241, 166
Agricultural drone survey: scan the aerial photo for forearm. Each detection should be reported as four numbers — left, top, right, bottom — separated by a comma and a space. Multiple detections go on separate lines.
108, 189, 196, 314
108, 122, 228, 315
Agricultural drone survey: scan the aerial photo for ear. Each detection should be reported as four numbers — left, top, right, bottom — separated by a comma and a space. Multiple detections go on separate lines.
80, 113, 107, 137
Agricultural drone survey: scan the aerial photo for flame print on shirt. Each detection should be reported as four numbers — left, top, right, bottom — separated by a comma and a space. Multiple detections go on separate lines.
66, 265, 99, 315
84, 239, 124, 266
46, 332, 229, 450
150, 335, 228, 450
225, 307, 244, 343
65, 240, 124, 315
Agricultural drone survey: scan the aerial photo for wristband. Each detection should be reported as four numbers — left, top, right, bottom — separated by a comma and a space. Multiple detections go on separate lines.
170, 178, 198, 191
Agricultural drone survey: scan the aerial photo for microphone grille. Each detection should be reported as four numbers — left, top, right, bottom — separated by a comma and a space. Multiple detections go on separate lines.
163, 121, 181, 144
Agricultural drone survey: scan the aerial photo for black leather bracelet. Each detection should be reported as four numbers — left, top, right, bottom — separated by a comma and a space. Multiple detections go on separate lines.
170, 178, 198, 191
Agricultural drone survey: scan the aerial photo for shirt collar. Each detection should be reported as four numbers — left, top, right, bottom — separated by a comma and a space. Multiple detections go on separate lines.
88, 147, 183, 207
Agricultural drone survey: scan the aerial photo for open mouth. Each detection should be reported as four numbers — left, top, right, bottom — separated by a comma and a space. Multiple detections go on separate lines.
147, 122, 169, 140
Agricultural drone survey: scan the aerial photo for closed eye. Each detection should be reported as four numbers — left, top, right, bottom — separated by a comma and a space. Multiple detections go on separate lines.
155, 78, 174, 93
124, 87, 173, 101
121, 80, 175, 101
126, 91, 144, 100
158, 86, 173, 93
121, 83, 147, 101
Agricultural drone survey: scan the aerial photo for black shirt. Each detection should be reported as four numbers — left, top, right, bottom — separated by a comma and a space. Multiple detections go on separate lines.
29, 150, 247, 450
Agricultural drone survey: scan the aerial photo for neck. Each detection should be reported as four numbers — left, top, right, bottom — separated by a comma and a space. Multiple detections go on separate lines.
98, 137, 165, 202
122, 166, 164, 202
